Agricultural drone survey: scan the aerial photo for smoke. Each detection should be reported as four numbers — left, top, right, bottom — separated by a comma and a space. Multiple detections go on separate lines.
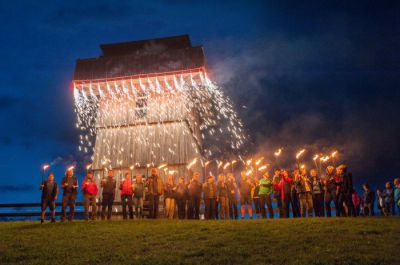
205, 35, 400, 186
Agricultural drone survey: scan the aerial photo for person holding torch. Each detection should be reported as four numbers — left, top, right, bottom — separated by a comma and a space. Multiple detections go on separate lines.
82, 171, 98, 221
61, 167, 78, 222
40, 172, 58, 224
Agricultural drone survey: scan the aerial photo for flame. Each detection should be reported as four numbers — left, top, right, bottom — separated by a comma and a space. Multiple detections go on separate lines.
231, 159, 237, 165
246, 159, 252, 166
258, 164, 268, 171
274, 148, 282, 157
146, 163, 151, 168
158, 163, 167, 169
331, 151, 338, 158
67, 166, 75, 171
245, 169, 252, 176
168, 170, 176, 175
187, 158, 198, 169
217, 160, 223, 169
300, 164, 306, 169
86, 164, 92, 170
129, 165, 134, 170
205, 161, 211, 166
42, 164, 50, 171
255, 157, 263, 166
223, 162, 230, 170
296, 149, 306, 159
313, 154, 319, 161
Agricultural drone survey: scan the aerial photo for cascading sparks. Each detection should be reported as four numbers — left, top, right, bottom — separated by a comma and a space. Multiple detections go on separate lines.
73, 71, 247, 168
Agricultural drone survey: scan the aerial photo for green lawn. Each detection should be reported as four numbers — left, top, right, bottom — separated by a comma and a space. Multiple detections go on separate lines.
0, 218, 399, 265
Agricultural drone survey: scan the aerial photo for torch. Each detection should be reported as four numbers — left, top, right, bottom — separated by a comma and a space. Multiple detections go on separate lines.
331, 151, 338, 167
296, 149, 306, 169
274, 148, 282, 168
223, 162, 230, 173
204, 160, 211, 181
130, 165, 134, 183
217, 160, 223, 174
86, 163, 92, 174
41, 164, 50, 184
313, 154, 319, 173
146, 163, 150, 178
254, 157, 263, 179
231, 159, 237, 174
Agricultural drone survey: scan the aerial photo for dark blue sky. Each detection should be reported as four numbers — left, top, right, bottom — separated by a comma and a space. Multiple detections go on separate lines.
0, 1, 399, 202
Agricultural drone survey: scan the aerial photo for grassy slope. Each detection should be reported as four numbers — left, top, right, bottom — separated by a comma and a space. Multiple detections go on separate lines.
0, 218, 399, 265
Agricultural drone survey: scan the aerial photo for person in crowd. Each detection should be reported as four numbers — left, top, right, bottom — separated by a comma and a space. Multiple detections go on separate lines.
239, 171, 253, 219
119, 172, 133, 220
164, 175, 176, 219
175, 177, 188, 219
362, 183, 374, 216
381, 182, 394, 216
291, 169, 301, 218
101, 169, 116, 220
277, 170, 294, 218
187, 172, 202, 219
61, 168, 78, 222
40, 172, 58, 224
338, 164, 355, 217
252, 177, 261, 219
217, 174, 230, 219
258, 172, 274, 218
310, 169, 324, 217
272, 168, 283, 218
132, 175, 145, 219
352, 188, 361, 217
227, 173, 239, 219
334, 167, 345, 217
323, 166, 338, 217
203, 175, 217, 219
394, 178, 400, 216
82, 171, 98, 221
146, 168, 164, 219
295, 167, 313, 217
376, 188, 385, 215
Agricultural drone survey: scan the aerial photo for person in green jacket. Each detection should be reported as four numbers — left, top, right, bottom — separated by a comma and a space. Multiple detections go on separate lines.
259, 173, 274, 218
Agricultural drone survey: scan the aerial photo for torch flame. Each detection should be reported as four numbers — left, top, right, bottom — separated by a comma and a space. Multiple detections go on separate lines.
205, 161, 211, 166
223, 162, 230, 170
245, 169, 252, 176
246, 159, 252, 166
313, 154, 319, 161
217, 160, 223, 169
296, 149, 306, 159
231, 159, 237, 165
86, 164, 92, 170
158, 163, 167, 169
187, 158, 198, 169
42, 164, 50, 171
331, 151, 338, 158
274, 148, 282, 157
258, 164, 268, 171
255, 157, 263, 166
67, 166, 75, 171
129, 165, 134, 170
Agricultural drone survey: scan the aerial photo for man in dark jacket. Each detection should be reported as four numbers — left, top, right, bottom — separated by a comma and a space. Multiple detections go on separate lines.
227, 173, 239, 219
61, 168, 78, 222
101, 169, 116, 220
176, 177, 188, 219
323, 166, 338, 217
338, 165, 356, 217
146, 168, 164, 219
362, 183, 374, 216
187, 172, 202, 219
203, 176, 217, 219
40, 172, 58, 224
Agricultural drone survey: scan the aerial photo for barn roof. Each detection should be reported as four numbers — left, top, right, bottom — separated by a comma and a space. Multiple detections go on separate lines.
73, 35, 206, 81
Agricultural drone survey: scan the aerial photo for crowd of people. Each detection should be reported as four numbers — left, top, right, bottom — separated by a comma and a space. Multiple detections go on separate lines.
39, 165, 400, 223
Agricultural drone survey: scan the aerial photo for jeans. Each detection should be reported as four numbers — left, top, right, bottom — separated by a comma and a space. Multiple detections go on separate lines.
121, 194, 133, 219
283, 193, 294, 218
312, 193, 324, 217
61, 193, 76, 221
274, 194, 283, 218
291, 190, 300, 218
148, 194, 160, 219
299, 192, 313, 217
259, 194, 274, 219
133, 196, 143, 218
101, 193, 114, 220
204, 198, 216, 219
188, 196, 201, 219
176, 198, 186, 219
83, 194, 97, 220
324, 189, 338, 217
228, 196, 238, 219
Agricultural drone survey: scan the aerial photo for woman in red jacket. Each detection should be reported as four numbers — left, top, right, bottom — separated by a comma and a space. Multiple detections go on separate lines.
275, 170, 293, 218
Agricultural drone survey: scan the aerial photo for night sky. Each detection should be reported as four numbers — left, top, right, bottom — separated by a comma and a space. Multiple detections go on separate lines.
0, 1, 399, 203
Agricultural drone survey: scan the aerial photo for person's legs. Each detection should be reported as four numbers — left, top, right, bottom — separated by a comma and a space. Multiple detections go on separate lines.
68, 194, 76, 221
89, 195, 97, 220
50, 200, 56, 222
325, 192, 332, 217
107, 195, 113, 220
84, 195, 90, 220
61, 195, 68, 222
283, 196, 290, 218
204, 198, 210, 219
247, 200, 253, 219
307, 193, 313, 217
121, 195, 128, 219
41, 199, 47, 222
265, 195, 274, 219
187, 197, 194, 219
101, 194, 108, 220
127, 195, 133, 219
210, 198, 216, 219
154, 195, 160, 218
259, 195, 266, 218
276, 196, 283, 218
299, 194, 306, 217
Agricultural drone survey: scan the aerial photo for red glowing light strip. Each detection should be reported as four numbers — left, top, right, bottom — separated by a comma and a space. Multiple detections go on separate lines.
72, 67, 207, 87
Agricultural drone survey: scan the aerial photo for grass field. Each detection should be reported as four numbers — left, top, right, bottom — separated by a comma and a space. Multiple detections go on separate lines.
0, 218, 399, 265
